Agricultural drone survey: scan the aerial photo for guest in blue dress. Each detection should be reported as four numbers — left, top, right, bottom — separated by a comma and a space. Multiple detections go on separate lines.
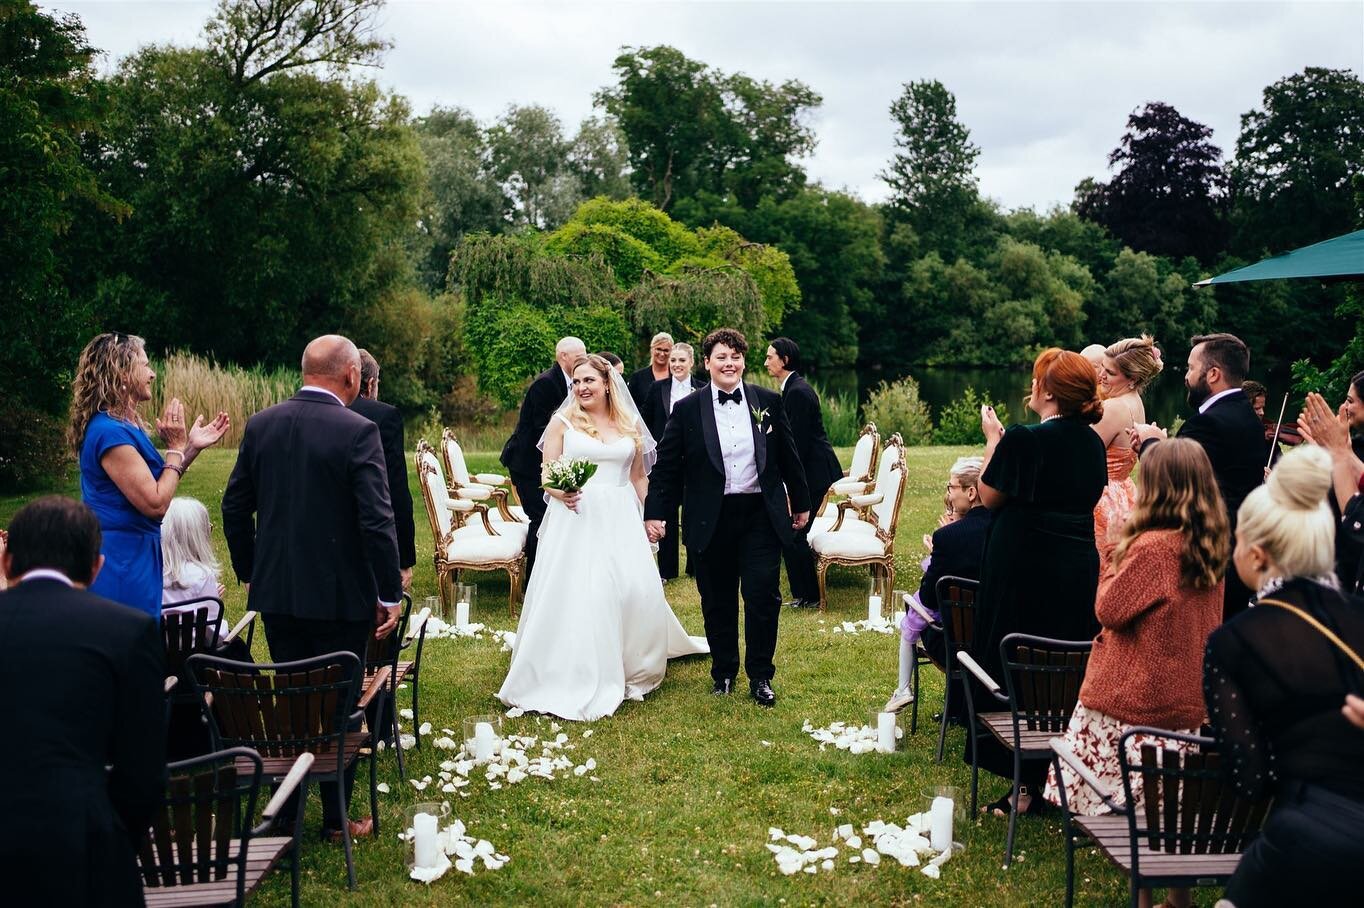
68, 332, 230, 618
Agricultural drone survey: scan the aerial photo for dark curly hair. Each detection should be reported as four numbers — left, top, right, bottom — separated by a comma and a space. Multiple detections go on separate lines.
701, 328, 748, 359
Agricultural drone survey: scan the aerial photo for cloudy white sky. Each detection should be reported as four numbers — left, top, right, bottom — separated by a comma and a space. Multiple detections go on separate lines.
57, 1, 1364, 210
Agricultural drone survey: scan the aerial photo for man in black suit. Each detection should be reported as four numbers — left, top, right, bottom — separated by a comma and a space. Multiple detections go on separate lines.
223, 334, 402, 841
353, 349, 416, 591
764, 337, 844, 608
642, 341, 707, 579
645, 328, 811, 707
0, 496, 165, 906
627, 331, 673, 410
500, 336, 585, 577
1133, 332, 1269, 619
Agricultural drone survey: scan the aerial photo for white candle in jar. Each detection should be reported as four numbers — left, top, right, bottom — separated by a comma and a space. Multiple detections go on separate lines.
473, 721, 497, 762
867, 595, 882, 625
929, 796, 954, 851
455, 600, 470, 628
876, 711, 896, 753
413, 812, 440, 868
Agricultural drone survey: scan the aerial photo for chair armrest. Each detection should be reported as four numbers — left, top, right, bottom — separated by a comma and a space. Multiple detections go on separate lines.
850, 492, 884, 507
830, 479, 867, 496
474, 472, 507, 486
456, 486, 493, 500
404, 607, 431, 644
222, 611, 258, 645
164, 676, 178, 695
357, 665, 392, 711
253, 753, 316, 834
903, 594, 938, 628
830, 498, 862, 533
1050, 738, 1126, 813
447, 499, 475, 512
957, 651, 1008, 703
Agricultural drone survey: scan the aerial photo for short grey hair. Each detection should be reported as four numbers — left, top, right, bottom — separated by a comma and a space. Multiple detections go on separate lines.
650, 332, 674, 348
949, 456, 984, 491
671, 342, 694, 359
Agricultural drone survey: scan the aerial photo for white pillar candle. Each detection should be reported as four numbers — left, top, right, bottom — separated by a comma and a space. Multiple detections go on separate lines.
867, 594, 882, 625
929, 795, 954, 851
876, 711, 897, 753
473, 721, 497, 762
455, 600, 470, 628
413, 812, 440, 868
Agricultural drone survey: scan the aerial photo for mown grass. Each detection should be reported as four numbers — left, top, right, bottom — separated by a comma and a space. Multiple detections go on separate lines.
0, 446, 1135, 907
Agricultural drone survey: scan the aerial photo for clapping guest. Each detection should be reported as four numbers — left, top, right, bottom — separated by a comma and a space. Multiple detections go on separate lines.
68, 332, 229, 618
643, 342, 706, 580
1091, 336, 1162, 576
1298, 387, 1364, 592
1204, 445, 1364, 908
627, 332, 673, 410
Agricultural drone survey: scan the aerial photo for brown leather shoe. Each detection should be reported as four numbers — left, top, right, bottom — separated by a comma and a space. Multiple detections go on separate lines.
324, 817, 374, 842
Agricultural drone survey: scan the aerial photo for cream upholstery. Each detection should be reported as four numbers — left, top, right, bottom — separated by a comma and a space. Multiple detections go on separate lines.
810, 531, 888, 559
815, 423, 881, 518
441, 428, 527, 523
811, 433, 907, 611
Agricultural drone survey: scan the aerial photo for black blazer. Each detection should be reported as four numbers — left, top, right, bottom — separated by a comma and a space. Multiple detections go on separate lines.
500, 367, 569, 478
917, 505, 994, 614
781, 373, 844, 499
627, 365, 666, 411
1175, 389, 1268, 528
643, 375, 707, 441
350, 395, 416, 569
223, 389, 402, 621
644, 383, 811, 553
0, 579, 166, 905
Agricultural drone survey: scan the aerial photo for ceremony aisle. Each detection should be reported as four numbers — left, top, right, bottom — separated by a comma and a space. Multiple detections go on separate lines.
0, 446, 1132, 906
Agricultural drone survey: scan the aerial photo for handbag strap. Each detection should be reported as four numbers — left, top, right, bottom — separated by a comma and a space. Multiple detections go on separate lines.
1257, 597, 1364, 673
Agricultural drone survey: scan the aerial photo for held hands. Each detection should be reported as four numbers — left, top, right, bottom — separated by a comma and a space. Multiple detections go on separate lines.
792, 510, 809, 532
980, 405, 1005, 443
1129, 422, 1167, 451
374, 601, 400, 640
1298, 392, 1350, 453
645, 519, 666, 543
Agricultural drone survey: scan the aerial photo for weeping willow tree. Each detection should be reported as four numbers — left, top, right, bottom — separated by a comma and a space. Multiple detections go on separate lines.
626, 266, 766, 351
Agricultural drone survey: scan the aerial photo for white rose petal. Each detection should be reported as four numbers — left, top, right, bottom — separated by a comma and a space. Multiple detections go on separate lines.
862, 848, 881, 865
375, 782, 390, 794
921, 864, 940, 880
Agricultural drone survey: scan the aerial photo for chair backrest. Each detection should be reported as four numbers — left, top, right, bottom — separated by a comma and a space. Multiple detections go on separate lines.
138, 747, 262, 898
1118, 728, 1272, 860
999, 633, 1091, 733
848, 423, 880, 482
187, 652, 362, 758
935, 576, 980, 653
366, 593, 413, 671
416, 440, 453, 543
162, 600, 225, 679
441, 428, 473, 487
870, 434, 907, 535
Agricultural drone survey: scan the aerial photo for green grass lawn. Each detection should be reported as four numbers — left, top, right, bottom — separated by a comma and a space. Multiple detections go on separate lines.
1, 447, 1136, 906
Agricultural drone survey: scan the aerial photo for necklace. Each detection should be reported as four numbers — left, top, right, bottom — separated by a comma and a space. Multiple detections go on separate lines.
1041, 414, 1062, 423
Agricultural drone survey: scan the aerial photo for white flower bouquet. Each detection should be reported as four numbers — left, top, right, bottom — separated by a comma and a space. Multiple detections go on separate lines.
544, 456, 597, 494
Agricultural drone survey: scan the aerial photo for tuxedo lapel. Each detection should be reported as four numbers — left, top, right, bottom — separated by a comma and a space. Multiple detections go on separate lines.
745, 383, 768, 473
698, 392, 725, 477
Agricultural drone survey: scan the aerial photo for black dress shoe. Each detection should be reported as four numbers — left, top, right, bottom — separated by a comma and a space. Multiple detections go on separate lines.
750, 679, 776, 707
785, 597, 820, 609
712, 677, 735, 695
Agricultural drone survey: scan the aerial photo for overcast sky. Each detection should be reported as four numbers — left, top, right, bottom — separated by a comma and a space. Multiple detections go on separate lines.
56, 1, 1364, 210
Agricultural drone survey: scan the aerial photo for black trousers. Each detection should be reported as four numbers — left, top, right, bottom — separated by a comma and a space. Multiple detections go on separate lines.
658, 504, 692, 580
693, 493, 783, 683
782, 482, 828, 601
262, 613, 371, 831
511, 470, 547, 578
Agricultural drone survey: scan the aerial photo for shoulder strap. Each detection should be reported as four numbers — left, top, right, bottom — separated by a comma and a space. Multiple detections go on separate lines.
1257, 597, 1364, 672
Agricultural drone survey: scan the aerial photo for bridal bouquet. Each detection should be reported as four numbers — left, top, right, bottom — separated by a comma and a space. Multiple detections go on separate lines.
544, 456, 597, 494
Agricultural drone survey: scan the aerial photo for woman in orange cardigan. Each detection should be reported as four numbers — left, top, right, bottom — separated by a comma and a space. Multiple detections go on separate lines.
1044, 438, 1229, 819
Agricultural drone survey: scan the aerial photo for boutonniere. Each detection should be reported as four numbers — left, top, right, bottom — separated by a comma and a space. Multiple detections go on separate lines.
750, 405, 770, 425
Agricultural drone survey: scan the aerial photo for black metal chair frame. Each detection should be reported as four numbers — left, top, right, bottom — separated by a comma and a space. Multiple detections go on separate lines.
958, 632, 1092, 867
365, 593, 412, 779
186, 651, 387, 891
1050, 727, 1272, 908
905, 575, 979, 759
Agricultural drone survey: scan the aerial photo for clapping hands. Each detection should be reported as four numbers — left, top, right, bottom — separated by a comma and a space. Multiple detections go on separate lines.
156, 398, 230, 454
1298, 392, 1350, 453
980, 405, 1005, 442
1129, 422, 1167, 451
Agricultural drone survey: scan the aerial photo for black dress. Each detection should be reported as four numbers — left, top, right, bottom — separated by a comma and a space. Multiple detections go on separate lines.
968, 416, 1106, 780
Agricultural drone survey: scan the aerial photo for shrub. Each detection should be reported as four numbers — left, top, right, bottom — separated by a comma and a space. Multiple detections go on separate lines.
861, 376, 934, 445
0, 404, 70, 492
814, 381, 862, 447
931, 387, 1012, 445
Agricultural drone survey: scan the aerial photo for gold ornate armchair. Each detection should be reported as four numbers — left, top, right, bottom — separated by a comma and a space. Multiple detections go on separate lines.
814, 422, 881, 519
440, 428, 527, 523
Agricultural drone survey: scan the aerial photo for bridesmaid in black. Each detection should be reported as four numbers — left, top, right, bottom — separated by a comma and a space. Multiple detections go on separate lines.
970, 348, 1108, 814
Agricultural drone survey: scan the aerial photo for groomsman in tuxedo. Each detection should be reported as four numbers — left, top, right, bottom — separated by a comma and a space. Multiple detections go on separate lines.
645, 328, 811, 707
352, 349, 416, 591
223, 334, 402, 841
764, 337, 844, 609
643, 341, 707, 579
1132, 332, 1269, 619
500, 336, 585, 576
627, 332, 674, 410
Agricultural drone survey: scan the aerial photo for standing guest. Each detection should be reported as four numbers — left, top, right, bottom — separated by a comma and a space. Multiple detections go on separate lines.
0, 496, 166, 906
68, 332, 229, 618
1241, 380, 1268, 419
1132, 333, 1269, 620
0, 529, 7, 592
973, 348, 1107, 815
351, 349, 416, 591
643, 341, 706, 580
222, 334, 402, 843
1204, 446, 1364, 908
1044, 440, 1227, 842
764, 337, 843, 609
1079, 343, 1108, 389
1090, 335, 1162, 576
598, 351, 625, 374
501, 336, 584, 577
627, 332, 674, 410
1298, 388, 1364, 592
884, 456, 992, 713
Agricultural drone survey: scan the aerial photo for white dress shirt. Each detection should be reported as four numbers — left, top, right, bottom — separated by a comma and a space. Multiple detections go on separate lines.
1198, 387, 1242, 414
712, 384, 760, 495
780, 372, 792, 393
19, 568, 74, 586
299, 384, 345, 405
669, 377, 692, 413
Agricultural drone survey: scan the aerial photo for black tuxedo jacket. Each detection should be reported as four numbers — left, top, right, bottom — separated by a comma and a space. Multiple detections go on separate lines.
627, 365, 666, 412
781, 373, 844, 498
917, 505, 994, 614
501, 367, 569, 478
0, 579, 166, 905
223, 389, 402, 622
643, 375, 707, 441
644, 383, 811, 553
1176, 389, 1268, 527
350, 395, 416, 569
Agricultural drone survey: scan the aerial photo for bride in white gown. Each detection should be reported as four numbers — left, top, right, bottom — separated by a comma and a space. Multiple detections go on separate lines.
498, 354, 708, 721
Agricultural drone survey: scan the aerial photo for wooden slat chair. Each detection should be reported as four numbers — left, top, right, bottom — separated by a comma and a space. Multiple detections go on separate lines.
441, 427, 527, 523
139, 747, 313, 908
958, 633, 1092, 866
416, 440, 526, 618
810, 434, 908, 610
1050, 729, 1272, 908
162, 600, 257, 760
812, 422, 880, 519
360, 594, 431, 774
185, 652, 388, 891
902, 576, 979, 758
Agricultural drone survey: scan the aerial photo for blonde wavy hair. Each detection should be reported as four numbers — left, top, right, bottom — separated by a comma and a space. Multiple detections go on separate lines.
1237, 445, 1336, 580
67, 332, 148, 454
1112, 438, 1229, 590
1104, 334, 1164, 394
564, 354, 642, 451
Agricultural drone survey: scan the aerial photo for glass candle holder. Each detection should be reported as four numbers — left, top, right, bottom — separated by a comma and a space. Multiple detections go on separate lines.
453, 582, 477, 628
405, 801, 450, 871
462, 714, 503, 763
422, 595, 441, 626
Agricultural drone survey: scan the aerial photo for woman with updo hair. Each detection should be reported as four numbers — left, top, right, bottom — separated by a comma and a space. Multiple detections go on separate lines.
1091, 335, 1164, 575
1205, 445, 1364, 907
971, 348, 1108, 815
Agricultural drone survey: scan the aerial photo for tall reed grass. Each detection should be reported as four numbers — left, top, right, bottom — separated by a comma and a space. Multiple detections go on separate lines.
146, 352, 299, 448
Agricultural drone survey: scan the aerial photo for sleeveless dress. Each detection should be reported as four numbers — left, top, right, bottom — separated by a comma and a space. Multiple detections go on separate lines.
1093, 444, 1138, 579
497, 417, 708, 721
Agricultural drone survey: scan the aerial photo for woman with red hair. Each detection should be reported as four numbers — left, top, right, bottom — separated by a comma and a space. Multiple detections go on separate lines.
970, 348, 1108, 815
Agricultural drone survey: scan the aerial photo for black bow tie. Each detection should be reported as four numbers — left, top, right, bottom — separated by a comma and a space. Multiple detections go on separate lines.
718, 388, 742, 405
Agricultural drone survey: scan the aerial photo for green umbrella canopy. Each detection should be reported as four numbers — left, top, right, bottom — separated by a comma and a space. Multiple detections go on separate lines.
1194, 229, 1364, 286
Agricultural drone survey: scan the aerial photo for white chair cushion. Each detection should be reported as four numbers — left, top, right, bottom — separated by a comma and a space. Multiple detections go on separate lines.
810, 531, 888, 559
850, 492, 883, 507
831, 479, 866, 496
474, 472, 507, 485
457, 486, 493, 500
807, 515, 877, 539
447, 532, 524, 563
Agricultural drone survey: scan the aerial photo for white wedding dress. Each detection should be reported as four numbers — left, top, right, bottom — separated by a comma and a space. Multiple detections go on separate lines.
497, 416, 708, 721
